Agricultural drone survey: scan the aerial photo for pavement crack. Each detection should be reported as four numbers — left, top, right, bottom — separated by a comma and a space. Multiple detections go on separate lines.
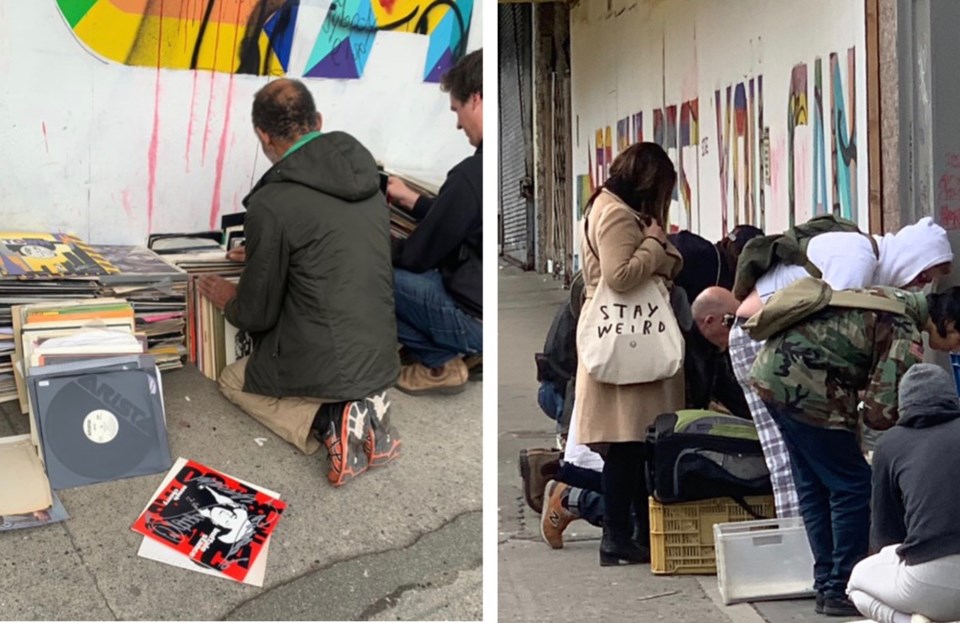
218, 508, 481, 621
62, 523, 120, 621
358, 556, 482, 620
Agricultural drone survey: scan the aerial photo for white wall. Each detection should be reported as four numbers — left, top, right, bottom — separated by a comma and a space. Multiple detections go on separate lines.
0, 1, 481, 244
570, 0, 867, 259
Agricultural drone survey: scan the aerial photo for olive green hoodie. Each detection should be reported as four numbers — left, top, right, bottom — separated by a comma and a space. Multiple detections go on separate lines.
225, 131, 400, 400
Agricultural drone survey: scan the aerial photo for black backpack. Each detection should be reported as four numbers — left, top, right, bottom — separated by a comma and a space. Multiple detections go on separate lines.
645, 410, 773, 513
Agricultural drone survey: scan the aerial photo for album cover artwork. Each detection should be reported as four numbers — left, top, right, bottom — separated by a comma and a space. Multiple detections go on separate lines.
84, 245, 187, 283
0, 232, 119, 277
0, 492, 68, 532
131, 459, 286, 582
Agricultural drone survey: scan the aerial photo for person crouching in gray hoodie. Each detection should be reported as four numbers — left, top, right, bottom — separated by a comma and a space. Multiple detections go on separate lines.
846, 363, 960, 623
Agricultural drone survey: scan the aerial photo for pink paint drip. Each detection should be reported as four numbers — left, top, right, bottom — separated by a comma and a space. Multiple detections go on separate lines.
147, 7, 164, 233
185, 70, 200, 172
121, 189, 134, 218
41, 122, 49, 153
201, 0, 227, 166
210, 74, 236, 229
148, 73, 161, 231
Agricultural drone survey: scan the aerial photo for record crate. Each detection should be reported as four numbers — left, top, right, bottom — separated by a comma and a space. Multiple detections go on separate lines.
649, 495, 776, 575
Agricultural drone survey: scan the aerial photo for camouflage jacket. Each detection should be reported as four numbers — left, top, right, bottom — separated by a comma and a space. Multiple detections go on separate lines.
750, 288, 927, 431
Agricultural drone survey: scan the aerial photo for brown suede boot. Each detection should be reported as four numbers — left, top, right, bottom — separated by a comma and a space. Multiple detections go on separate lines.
395, 358, 469, 395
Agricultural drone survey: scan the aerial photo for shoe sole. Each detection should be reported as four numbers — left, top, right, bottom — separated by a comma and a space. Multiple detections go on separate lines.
366, 392, 401, 467
539, 481, 563, 549
369, 439, 402, 467
329, 401, 370, 487
394, 383, 467, 396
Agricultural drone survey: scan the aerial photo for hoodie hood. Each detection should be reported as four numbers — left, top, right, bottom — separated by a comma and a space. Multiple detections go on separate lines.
874, 217, 953, 288
246, 131, 380, 204
897, 363, 960, 428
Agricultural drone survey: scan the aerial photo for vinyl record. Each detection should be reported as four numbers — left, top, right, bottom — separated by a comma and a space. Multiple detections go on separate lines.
37, 370, 159, 481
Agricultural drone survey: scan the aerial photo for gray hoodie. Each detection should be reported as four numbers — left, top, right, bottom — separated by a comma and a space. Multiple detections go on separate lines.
870, 363, 960, 564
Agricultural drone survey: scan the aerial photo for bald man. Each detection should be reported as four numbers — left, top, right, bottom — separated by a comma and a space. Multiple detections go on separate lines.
685, 287, 749, 418
198, 79, 401, 487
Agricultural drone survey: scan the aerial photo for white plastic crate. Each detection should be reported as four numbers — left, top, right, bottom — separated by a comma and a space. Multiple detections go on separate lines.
714, 517, 817, 604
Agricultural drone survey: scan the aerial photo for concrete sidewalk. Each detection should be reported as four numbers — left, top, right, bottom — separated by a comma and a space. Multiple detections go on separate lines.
0, 364, 482, 620
497, 263, 864, 623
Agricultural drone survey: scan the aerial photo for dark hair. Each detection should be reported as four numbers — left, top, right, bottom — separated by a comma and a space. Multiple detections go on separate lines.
717, 224, 764, 275
251, 79, 318, 141
589, 142, 676, 223
927, 287, 960, 337
440, 49, 482, 103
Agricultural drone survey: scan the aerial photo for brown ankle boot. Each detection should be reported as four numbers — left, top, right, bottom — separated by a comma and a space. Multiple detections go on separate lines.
395, 358, 469, 395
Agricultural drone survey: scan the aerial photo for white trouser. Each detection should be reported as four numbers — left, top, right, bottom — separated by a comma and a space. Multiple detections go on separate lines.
847, 545, 960, 623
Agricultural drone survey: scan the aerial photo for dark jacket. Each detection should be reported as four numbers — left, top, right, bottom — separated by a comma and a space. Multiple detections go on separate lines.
226, 131, 400, 400
683, 324, 751, 419
392, 144, 483, 319
669, 231, 728, 303
871, 364, 960, 564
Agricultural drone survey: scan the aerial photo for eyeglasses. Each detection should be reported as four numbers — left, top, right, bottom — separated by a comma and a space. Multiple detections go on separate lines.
721, 313, 736, 328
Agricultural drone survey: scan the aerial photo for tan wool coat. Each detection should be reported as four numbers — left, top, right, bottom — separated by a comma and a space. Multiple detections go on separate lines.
575, 190, 686, 447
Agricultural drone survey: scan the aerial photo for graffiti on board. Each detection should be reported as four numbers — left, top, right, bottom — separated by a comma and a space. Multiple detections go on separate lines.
56, 0, 474, 82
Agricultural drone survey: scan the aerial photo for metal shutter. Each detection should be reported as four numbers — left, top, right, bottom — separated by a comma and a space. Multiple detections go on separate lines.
498, 3, 534, 268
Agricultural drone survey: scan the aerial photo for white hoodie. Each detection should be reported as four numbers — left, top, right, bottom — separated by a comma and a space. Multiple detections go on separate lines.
873, 217, 954, 288
755, 217, 953, 299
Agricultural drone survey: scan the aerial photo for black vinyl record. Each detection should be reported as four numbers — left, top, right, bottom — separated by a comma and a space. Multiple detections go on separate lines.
34, 366, 171, 489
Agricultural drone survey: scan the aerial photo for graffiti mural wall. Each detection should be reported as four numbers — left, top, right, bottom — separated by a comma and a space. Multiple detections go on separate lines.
58, 0, 472, 82
0, 1, 480, 242
570, 0, 866, 254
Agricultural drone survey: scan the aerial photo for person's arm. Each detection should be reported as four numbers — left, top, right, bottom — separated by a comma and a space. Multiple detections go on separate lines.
595, 207, 669, 292
392, 170, 479, 272
861, 321, 923, 430
224, 205, 289, 333
410, 195, 435, 221
870, 444, 907, 550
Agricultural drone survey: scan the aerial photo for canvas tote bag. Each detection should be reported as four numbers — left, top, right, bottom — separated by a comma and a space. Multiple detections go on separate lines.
576, 206, 684, 385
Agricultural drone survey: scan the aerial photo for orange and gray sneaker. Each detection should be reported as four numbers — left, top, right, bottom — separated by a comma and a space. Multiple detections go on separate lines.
395, 357, 469, 395
540, 480, 577, 549
364, 390, 401, 467
322, 401, 371, 487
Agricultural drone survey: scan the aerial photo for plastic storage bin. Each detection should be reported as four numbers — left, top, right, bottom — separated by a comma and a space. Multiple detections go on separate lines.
714, 517, 816, 604
649, 495, 775, 575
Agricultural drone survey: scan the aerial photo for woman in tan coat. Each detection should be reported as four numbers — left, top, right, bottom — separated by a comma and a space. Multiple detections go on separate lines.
576, 142, 685, 566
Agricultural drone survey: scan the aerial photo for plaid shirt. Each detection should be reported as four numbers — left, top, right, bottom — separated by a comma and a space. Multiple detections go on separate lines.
729, 320, 801, 518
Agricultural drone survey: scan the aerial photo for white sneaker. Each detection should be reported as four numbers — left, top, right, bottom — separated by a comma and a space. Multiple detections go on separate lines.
910, 614, 932, 623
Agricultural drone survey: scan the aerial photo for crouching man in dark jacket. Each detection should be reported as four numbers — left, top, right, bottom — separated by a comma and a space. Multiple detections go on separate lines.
387, 49, 483, 396
199, 79, 401, 488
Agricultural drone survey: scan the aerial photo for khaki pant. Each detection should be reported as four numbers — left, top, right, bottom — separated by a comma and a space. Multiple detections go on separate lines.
218, 357, 332, 455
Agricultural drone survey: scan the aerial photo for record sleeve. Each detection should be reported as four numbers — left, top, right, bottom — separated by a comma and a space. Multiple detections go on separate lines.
131, 459, 286, 582
29, 356, 171, 489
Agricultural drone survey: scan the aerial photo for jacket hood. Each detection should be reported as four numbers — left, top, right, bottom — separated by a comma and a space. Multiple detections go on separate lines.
874, 217, 954, 288
247, 131, 380, 203
897, 363, 960, 428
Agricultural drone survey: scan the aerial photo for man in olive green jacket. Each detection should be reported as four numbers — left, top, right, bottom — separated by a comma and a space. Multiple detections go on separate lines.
199, 79, 400, 487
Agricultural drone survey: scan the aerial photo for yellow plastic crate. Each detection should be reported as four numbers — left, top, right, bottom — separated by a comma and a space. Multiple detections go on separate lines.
649, 495, 775, 575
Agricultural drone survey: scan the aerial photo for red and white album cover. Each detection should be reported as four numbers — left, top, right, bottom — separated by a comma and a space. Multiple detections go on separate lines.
131, 459, 286, 582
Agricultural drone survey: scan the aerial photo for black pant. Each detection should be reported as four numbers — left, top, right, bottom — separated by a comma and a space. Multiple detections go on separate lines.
602, 441, 649, 539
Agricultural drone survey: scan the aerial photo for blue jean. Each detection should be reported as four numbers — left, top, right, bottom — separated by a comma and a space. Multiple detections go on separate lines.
556, 462, 604, 527
764, 402, 872, 599
538, 382, 564, 423
393, 269, 482, 369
